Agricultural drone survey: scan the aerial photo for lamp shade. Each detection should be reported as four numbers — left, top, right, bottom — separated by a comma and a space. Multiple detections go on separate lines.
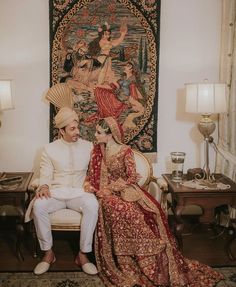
185, 82, 227, 114
0, 80, 14, 111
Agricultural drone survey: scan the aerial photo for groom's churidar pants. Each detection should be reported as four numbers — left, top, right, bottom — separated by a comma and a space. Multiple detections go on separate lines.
32, 192, 98, 252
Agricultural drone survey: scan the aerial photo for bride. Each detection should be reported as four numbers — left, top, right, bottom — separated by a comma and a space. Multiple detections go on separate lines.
83, 117, 224, 287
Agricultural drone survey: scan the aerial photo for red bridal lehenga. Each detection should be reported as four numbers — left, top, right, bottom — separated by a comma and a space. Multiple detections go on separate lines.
87, 143, 224, 287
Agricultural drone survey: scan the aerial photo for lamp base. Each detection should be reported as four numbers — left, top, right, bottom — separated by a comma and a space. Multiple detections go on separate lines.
198, 116, 216, 139
195, 173, 217, 188
196, 114, 217, 188
194, 169, 217, 188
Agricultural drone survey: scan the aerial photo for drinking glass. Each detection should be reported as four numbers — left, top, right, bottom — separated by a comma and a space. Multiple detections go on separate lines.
170, 152, 186, 182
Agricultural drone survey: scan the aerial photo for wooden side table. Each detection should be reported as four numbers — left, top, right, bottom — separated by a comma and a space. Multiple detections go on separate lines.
162, 173, 236, 259
0, 172, 33, 260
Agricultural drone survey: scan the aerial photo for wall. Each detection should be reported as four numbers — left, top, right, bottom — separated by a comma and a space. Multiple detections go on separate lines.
156, 0, 222, 176
0, 0, 222, 177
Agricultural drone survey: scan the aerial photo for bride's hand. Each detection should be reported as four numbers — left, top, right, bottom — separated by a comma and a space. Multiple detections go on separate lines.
84, 182, 97, 193
96, 188, 112, 198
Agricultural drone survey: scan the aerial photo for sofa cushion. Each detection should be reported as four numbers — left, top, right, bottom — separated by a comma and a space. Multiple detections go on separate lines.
49, 209, 82, 226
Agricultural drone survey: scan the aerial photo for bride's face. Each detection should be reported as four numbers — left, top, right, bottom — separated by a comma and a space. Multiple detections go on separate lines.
95, 125, 110, 143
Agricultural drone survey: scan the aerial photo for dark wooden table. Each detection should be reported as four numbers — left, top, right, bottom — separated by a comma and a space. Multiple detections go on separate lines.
0, 172, 33, 260
162, 173, 236, 260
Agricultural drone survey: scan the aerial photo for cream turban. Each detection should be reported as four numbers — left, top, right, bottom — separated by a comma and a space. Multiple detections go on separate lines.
54, 107, 79, 129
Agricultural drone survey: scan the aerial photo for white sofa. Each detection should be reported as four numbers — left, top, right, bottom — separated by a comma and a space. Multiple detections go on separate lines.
29, 149, 164, 256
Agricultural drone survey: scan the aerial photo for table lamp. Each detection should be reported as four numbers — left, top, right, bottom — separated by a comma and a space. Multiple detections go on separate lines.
0, 80, 14, 127
185, 80, 227, 183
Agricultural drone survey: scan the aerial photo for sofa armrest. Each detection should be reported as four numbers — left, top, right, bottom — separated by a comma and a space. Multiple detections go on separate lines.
28, 178, 39, 192
156, 177, 168, 191
147, 180, 162, 202
145, 176, 170, 214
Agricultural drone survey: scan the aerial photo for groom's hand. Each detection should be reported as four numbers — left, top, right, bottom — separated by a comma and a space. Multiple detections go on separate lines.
36, 185, 51, 199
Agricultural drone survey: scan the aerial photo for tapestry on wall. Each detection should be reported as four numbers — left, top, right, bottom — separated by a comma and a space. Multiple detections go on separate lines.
49, 0, 160, 154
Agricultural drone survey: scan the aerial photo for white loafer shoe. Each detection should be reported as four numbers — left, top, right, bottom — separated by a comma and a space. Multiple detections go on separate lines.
34, 257, 56, 275
82, 262, 98, 275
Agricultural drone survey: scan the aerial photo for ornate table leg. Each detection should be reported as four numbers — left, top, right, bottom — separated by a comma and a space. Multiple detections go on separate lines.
15, 206, 25, 261
225, 227, 236, 261
174, 205, 185, 250
16, 221, 24, 261
32, 223, 39, 258
169, 202, 185, 250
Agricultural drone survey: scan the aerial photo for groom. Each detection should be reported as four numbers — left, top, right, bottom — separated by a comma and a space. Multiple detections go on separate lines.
31, 107, 98, 275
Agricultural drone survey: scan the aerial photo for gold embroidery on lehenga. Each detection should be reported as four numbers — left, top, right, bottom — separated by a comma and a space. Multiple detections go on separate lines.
93, 145, 224, 286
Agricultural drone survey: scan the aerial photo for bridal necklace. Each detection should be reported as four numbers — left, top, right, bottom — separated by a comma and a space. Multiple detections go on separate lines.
105, 140, 122, 157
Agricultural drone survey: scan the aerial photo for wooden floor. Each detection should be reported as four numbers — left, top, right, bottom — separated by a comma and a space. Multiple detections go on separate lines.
0, 216, 236, 272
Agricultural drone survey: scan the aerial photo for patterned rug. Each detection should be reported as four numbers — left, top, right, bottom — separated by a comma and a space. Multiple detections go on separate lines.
0, 272, 104, 287
1, 268, 236, 287
214, 267, 236, 287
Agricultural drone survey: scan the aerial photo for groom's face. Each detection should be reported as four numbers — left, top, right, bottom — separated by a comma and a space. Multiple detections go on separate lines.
60, 120, 80, 143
